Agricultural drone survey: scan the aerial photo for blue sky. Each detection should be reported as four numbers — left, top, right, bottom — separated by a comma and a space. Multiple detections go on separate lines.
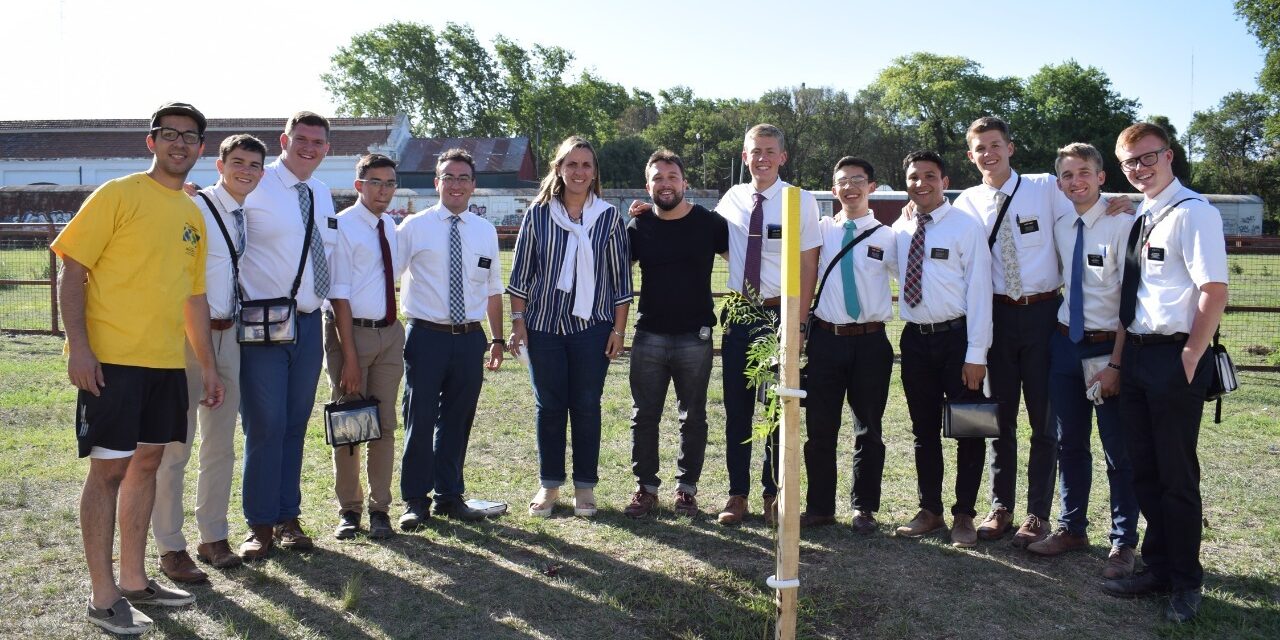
2, 0, 1263, 134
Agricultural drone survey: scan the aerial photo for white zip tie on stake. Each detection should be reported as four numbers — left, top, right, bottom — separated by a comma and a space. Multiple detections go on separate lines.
773, 384, 807, 399
767, 574, 800, 590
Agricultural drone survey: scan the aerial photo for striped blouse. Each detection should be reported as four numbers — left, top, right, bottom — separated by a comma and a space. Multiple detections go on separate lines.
506, 200, 633, 334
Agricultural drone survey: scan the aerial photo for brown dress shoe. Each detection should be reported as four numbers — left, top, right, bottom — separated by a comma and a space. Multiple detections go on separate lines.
799, 512, 836, 528
274, 518, 314, 551
159, 550, 208, 584
623, 490, 658, 519
673, 490, 698, 518
1012, 514, 1048, 548
951, 514, 977, 548
196, 540, 242, 569
895, 509, 946, 538
1027, 527, 1088, 556
717, 495, 748, 525
976, 507, 1013, 540
850, 511, 877, 535
763, 494, 777, 526
239, 525, 275, 561
1103, 545, 1137, 579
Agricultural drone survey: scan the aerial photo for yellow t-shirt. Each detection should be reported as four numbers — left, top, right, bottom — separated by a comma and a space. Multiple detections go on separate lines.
51, 173, 207, 369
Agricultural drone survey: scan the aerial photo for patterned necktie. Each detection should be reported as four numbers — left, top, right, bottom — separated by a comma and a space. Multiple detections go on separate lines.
448, 215, 465, 324
744, 192, 765, 297
376, 218, 396, 324
840, 221, 861, 320
903, 212, 931, 308
1069, 218, 1085, 343
294, 183, 329, 298
995, 191, 1022, 299
230, 207, 245, 315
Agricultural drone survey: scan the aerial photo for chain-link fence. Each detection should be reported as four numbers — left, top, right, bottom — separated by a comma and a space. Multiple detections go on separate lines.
0, 224, 60, 334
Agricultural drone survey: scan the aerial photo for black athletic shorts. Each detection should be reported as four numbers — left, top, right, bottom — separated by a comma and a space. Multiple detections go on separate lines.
74, 364, 188, 458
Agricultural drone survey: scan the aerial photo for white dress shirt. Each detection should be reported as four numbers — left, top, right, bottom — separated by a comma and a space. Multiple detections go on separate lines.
191, 184, 244, 320
1131, 179, 1229, 335
329, 200, 400, 320
716, 180, 823, 299
814, 211, 897, 324
953, 170, 1076, 296
1054, 198, 1134, 331
892, 201, 993, 364
239, 160, 337, 314
396, 203, 502, 323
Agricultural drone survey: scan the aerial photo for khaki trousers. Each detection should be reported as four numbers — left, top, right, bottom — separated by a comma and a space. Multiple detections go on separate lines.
324, 317, 404, 515
152, 327, 241, 552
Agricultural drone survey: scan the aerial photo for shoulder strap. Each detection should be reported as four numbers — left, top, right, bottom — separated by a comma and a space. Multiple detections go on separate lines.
987, 175, 1023, 249
812, 223, 881, 311
197, 191, 243, 301
291, 184, 316, 300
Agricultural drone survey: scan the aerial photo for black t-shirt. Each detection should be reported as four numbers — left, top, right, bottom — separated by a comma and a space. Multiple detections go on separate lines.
627, 204, 730, 334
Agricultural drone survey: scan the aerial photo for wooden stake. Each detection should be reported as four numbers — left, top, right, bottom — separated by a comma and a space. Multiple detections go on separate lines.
773, 186, 802, 640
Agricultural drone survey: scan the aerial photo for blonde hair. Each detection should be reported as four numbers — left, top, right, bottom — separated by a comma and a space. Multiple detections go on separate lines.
535, 136, 602, 205
1055, 142, 1105, 174
743, 124, 785, 151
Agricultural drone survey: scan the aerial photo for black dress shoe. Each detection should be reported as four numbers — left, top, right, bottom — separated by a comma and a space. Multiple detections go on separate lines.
399, 498, 431, 531
1164, 589, 1202, 624
433, 495, 486, 521
334, 510, 361, 540
1102, 569, 1171, 598
368, 511, 394, 539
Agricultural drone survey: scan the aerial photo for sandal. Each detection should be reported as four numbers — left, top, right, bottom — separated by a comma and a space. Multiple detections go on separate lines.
574, 487, 597, 517
528, 487, 559, 517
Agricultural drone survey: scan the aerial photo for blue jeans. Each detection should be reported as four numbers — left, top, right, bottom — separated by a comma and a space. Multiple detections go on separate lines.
240, 310, 324, 526
722, 313, 778, 497
1049, 331, 1139, 547
400, 324, 485, 500
527, 322, 611, 488
628, 329, 713, 494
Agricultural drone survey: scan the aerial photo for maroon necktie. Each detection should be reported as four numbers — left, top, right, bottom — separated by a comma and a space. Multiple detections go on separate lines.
744, 193, 764, 297
376, 218, 396, 323
902, 212, 931, 308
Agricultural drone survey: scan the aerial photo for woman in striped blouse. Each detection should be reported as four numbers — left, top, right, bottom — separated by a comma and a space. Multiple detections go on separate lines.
507, 136, 633, 518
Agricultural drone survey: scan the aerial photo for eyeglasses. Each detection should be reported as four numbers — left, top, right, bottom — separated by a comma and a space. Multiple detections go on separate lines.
151, 127, 203, 145
357, 178, 398, 190
1119, 147, 1167, 172
439, 174, 474, 184
834, 176, 870, 188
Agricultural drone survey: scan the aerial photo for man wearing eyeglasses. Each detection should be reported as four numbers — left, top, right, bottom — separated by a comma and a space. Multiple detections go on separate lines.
394, 148, 505, 528
237, 111, 338, 559
324, 153, 404, 541
1102, 123, 1228, 625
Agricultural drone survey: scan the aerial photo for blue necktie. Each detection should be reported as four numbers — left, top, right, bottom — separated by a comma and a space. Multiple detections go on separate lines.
840, 221, 861, 320
1069, 218, 1085, 343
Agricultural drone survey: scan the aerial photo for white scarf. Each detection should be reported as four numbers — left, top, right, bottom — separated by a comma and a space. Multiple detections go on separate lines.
549, 195, 610, 319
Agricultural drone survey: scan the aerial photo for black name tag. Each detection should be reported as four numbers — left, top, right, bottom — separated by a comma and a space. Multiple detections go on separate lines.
930, 248, 949, 260
867, 246, 884, 261
766, 224, 782, 240
1148, 247, 1165, 261
1018, 218, 1039, 234
327, 217, 338, 229
477, 257, 492, 269
1087, 254, 1104, 267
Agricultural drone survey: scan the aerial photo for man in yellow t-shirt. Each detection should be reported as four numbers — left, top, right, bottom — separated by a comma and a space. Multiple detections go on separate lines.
50, 102, 225, 636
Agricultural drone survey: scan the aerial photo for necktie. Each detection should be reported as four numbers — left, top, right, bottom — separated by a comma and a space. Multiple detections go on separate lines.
295, 183, 329, 298
995, 191, 1022, 299
744, 193, 764, 298
1069, 218, 1085, 343
376, 218, 396, 324
903, 212, 931, 308
230, 207, 245, 315
840, 221, 861, 320
1119, 214, 1145, 329
448, 215, 465, 324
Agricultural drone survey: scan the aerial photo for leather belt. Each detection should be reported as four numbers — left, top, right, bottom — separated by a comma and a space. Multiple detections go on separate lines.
352, 318, 392, 329
811, 318, 885, 336
1056, 323, 1117, 344
761, 296, 782, 308
728, 292, 781, 308
1125, 331, 1189, 345
410, 319, 483, 334
906, 317, 966, 335
209, 318, 234, 331
995, 291, 1058, 306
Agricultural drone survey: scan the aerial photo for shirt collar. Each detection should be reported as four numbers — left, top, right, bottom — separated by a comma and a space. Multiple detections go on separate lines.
270, 159, 305, 190
996, 169, 1020, 197
754, 179, 786, 200
348, 200, 383, 229
201, 183, 243, 215
1143, 177, 1185, 217
1077, 197, 1107, 229
432, 202, 470, 223
837, 210, 878, 228
916, 200, 952, 225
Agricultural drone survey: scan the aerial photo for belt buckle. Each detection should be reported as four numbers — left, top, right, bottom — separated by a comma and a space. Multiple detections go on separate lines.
451, 323, 464, 335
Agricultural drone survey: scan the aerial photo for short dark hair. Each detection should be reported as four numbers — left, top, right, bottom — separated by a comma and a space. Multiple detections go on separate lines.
1117, 122, 1171, 148
833, 156, 875, 183
285, 111, 330, 136
436, 148, 476, 175
356, 153, 397, 178
645, 149, 685, 178
218, 134, 268, 163
966, 116, 1010, 145
903, 150, 947, 177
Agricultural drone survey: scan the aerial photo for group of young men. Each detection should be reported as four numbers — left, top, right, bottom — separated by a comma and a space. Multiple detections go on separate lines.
54, 101, 1226, 635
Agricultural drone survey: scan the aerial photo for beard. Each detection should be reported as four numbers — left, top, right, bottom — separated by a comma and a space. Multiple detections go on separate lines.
653, 190, 684, 212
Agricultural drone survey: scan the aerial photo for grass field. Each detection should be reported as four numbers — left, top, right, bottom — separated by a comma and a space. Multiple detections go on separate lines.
1, 332, 1278, 640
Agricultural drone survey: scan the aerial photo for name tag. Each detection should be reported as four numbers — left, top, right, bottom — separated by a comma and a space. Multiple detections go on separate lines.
930, 248, 949, 260
766, 224, 782, 240
1018, 218, 1039, 234
327, 217, 338, 229
1087, 254, 1104, 267
477, 257, 492, 269
867, 246, 884, 261
1148, 247, 1165, 261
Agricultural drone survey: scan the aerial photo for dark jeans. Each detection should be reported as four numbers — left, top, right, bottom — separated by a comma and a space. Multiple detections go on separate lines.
988, 296, 1059, 519
899, 322, 984, 517
1121, 338, 1212, 591
400, 324, 485, 500
629, 329, 713, 494
1048, 331, 1139, 547
803, 324, 893, 515
527, 322, 612, 488
722, 312, 779, 497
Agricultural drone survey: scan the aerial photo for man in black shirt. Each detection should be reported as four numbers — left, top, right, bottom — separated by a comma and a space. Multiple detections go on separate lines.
624, 149, 729, 518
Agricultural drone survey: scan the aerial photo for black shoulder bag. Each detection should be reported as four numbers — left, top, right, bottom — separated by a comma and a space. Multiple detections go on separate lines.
237, 184, 315, 345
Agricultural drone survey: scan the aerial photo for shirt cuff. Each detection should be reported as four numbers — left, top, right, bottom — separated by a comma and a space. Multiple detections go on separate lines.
964, 347, 987, 365
328, 284, 352, 300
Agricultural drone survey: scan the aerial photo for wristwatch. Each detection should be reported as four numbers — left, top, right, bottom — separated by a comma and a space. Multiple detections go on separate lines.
511, 311, 524, 321
491, 338, 506, 346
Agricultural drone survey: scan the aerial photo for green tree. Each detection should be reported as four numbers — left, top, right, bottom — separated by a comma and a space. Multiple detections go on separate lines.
1190, 91, 1280, 231
1236, 0, 1280, 138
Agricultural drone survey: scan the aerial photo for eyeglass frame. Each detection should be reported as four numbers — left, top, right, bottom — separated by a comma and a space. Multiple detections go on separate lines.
356, 178, 399, 191
438, 174, 475, 184
1119, 146, 1168, 172
834, 176, 871, 188
150, 127, 204, 145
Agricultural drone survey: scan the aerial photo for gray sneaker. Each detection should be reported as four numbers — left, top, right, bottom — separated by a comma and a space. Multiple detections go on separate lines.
120, 579, 195, 607
87, 597, 153, 635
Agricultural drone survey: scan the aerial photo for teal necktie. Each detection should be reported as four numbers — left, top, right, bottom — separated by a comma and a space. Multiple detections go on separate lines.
840, 221, 861, 320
